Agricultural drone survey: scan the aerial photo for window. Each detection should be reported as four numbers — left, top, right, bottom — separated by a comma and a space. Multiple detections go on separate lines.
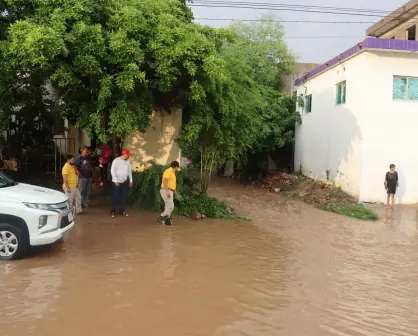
407, 25, 416, 41
393, 76, 418, 100
305, 94, 312, 112
336, 81, 346, 105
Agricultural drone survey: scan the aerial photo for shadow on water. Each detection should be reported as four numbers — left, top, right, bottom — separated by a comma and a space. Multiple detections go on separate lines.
1, 179, 418, 335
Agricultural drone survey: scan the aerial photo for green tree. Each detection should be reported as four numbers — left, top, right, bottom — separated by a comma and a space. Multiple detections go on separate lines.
179, 15, 300, 194
0, 0, 224, 141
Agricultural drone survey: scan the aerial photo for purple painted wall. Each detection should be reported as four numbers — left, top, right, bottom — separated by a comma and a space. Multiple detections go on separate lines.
294, 38, 418, 86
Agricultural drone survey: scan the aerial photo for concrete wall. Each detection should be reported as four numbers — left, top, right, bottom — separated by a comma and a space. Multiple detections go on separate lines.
282, 63, 320, 94
67, 125, 91, 156
65, 109, 182, 171
124, 109, 182, 172
359, 51, 418, 204
381, 14, 418, 40
294, 53, 369, 199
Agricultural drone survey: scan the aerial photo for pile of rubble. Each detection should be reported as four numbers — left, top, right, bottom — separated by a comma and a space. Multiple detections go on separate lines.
252, 172, 302, 191
252, 171, 358, 208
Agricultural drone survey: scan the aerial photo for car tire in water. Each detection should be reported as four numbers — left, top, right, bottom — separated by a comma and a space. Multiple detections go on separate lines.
0, 224, 29, 261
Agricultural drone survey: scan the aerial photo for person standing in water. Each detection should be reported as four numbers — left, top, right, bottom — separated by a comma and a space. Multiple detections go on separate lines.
385, 164, 398, 209
110, 149, 133, 218
74, 146, 94, 208
62, 155, 82, 215
158, 161, 180, 226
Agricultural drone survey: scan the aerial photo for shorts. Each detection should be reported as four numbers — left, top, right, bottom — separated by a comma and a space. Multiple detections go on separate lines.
387, 186, 397, 195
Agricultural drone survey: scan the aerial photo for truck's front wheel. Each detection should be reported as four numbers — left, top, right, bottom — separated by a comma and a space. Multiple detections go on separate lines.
0, 224, 28, 260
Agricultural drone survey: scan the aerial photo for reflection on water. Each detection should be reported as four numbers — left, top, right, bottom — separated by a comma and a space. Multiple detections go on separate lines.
1, 179, 418, 335
1, 265, 61, 326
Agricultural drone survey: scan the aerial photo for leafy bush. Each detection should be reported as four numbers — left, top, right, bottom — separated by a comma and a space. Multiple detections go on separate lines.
176, 194, 235, 219
128, 163, 241, 219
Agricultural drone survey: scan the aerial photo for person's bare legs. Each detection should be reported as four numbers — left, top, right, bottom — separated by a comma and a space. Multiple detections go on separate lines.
391, 194, 395, 209
386, 193, 390, 208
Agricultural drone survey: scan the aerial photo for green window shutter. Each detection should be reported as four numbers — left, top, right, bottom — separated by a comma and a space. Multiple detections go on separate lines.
393, 77, 407, 100
407, 78, 418, 100
306, 95, 312, 112
337, 84, 342, 104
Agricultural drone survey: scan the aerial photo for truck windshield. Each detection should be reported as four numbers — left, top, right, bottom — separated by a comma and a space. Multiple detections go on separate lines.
0, 172, 17, 188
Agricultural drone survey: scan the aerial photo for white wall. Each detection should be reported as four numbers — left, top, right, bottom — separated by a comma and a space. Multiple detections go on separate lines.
295, 52, 370, 199
360, 51, 418, 204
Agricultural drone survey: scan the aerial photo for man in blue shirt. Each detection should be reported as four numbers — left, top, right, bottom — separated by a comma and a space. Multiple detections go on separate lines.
74, 146, 94, 208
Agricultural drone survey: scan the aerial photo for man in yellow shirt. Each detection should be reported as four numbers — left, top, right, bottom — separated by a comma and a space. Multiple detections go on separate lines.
62, 155, 82, 214
158, 161, 180, 225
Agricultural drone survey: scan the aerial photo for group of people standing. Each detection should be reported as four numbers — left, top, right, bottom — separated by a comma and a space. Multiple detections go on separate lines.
61, 140, 180, 225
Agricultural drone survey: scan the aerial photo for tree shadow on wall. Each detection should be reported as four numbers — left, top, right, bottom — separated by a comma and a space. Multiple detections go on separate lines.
126, 110, 181, 171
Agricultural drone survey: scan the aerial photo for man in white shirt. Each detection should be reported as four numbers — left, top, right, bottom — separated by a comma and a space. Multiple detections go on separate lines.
110, 149, 133, 218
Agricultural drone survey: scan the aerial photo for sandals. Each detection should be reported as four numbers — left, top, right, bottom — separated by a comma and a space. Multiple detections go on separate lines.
110, 212, 129, 218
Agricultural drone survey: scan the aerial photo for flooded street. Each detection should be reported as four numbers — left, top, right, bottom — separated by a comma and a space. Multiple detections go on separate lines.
2, 181, 418, 335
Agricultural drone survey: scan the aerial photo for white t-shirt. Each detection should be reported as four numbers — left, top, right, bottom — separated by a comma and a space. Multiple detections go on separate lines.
110, 157, 133, 183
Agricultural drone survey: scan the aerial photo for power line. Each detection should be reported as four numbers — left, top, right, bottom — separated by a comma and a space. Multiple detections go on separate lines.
189, 4, 389, 17
191, 1, 393, 14
189, 1, 414, 19
195, 17, 375, 24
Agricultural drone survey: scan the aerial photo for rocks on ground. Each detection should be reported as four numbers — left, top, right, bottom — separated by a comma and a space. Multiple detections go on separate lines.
253, 172, 358, 209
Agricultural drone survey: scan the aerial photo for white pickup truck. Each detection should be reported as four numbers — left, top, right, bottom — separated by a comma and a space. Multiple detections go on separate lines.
0, 172, 75, 260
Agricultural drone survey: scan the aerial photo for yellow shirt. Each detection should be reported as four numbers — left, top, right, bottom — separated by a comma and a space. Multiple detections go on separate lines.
161, 167, 176, 190
62, 163, 78, 188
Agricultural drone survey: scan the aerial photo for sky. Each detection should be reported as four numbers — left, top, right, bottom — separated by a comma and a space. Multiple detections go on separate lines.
191, 0, 407, 64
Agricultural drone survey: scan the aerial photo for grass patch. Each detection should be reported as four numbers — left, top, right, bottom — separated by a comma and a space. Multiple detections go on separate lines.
322, 203, 379, 221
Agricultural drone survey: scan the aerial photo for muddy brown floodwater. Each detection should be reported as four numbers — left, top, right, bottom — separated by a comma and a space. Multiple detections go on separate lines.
2, 180, 418, 336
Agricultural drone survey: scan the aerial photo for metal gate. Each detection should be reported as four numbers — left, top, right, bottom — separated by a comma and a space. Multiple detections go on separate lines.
51, 137, 76, 178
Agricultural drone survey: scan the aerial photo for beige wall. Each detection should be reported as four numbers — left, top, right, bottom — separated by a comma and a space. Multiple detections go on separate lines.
381, 15, 418, 40
125, 109, 182, 172
282, 63, 320, 94
67, 126, 91, 156
62, 109, 182, 169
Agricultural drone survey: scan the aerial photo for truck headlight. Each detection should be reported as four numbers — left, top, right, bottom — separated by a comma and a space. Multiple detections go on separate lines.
24, 203, 53, 210
39, 215, 48, 229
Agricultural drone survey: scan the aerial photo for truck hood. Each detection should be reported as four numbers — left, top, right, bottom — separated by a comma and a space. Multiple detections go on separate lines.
0, 183, 68, 204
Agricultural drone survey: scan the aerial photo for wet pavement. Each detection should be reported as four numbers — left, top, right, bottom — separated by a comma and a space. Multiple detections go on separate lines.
1, 181, 418, 335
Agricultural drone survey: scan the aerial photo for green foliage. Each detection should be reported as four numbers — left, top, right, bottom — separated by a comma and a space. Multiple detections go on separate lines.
176, 194, 236, 219
296, 94, 305, 109
128, 163, 167, 212
0, 0, 224, 141
128, 163, 240, 219
178, 14, 300, 193
324, 204, 379, 221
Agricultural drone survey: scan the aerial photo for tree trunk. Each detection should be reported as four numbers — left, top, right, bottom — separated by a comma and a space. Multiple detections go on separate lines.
200, 148, 217, 195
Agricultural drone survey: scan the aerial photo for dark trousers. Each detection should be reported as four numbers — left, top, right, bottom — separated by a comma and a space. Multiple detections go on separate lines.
111, 181, 128, 213
78, 177, 92, 207
100, 164, 109, 182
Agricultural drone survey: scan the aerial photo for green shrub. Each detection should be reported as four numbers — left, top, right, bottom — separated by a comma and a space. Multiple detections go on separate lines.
128, 163, 243, 219
324, 203, 379, 221
176, 194, 235, 219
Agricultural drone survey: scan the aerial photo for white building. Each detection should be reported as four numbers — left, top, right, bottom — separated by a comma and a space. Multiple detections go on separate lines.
294, 0, 418, 204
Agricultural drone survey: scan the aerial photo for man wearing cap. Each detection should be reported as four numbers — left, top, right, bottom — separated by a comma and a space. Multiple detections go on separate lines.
110, 149, 133, 218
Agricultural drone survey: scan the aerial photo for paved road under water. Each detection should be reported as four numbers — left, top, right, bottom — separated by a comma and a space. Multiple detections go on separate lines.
1, 181, 418, 335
